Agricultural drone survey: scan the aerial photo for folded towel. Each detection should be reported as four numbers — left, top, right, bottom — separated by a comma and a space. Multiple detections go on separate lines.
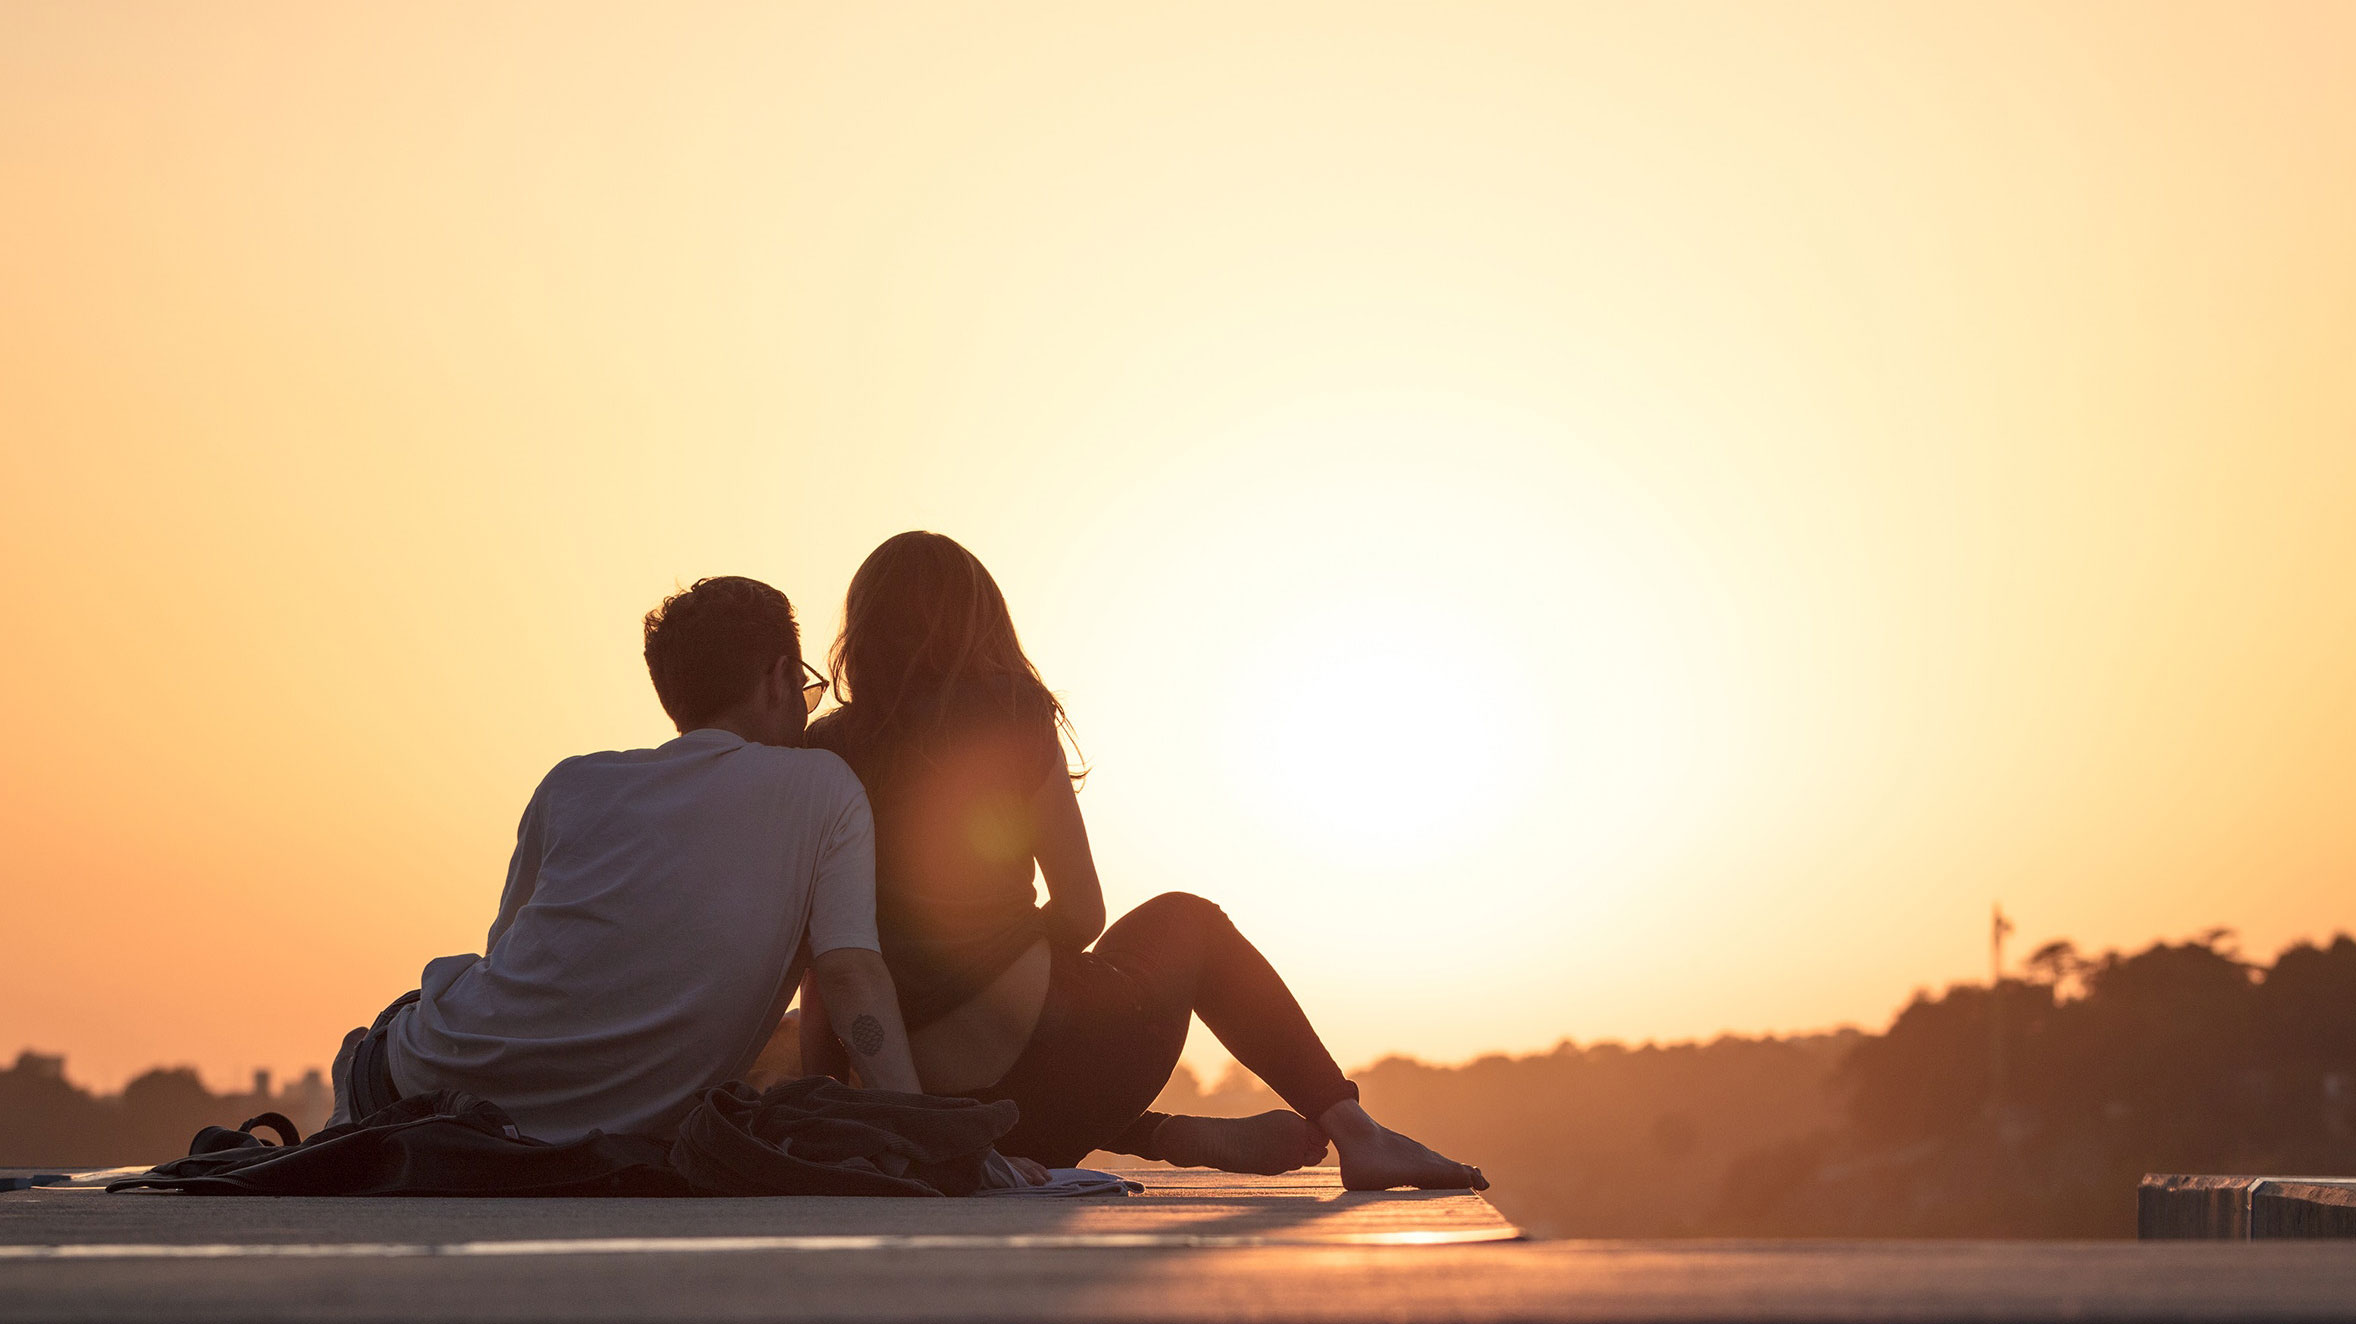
973, 1164, 1143, 1198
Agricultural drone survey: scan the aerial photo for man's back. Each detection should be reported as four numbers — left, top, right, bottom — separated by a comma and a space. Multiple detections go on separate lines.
387, 729, 875, 1141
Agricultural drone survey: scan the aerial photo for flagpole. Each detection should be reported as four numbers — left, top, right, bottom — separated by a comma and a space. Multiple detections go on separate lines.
1989, 903, 2013, 1121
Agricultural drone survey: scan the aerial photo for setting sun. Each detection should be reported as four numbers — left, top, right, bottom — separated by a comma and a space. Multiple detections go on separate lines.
1104, 394, 1742, 872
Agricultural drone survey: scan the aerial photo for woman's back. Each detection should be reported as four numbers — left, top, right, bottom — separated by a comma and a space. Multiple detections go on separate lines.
806, 676, 1065, 1030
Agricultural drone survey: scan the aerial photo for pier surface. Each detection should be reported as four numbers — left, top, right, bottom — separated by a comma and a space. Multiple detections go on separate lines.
9, 1167, 2356, 1322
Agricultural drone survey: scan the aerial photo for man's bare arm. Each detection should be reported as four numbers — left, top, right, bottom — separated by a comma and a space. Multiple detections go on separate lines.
808, 948, 922, 1094
797, 970, 852, 1081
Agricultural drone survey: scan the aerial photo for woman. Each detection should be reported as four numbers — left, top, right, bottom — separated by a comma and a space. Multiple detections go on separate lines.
800, 531, 1483, 1189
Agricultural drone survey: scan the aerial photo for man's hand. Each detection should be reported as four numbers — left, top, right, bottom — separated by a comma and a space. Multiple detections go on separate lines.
807, 947, 923, 1095
1006, 1154, 1050, 1186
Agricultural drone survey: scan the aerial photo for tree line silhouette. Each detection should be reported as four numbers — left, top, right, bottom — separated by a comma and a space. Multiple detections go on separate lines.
7, 930, 2351, 1236
1150, 930, 2356, 1237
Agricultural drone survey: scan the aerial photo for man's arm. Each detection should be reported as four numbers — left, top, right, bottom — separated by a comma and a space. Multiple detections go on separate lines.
797, 969, 851, 1081
483, 783, 553, 951
807, 947, 922, 1094
797, 774, 917, 1088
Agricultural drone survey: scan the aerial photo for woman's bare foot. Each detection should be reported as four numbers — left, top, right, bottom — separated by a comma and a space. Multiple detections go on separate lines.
1151, 1111, 1331, 1175
1318, 1100, 1487, 1191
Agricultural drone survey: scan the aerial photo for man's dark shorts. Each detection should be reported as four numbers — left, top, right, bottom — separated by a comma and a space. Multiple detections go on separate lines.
328, 990, 419, 1127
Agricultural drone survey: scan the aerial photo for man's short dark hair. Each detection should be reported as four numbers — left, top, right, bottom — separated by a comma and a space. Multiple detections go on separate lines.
642, 576, 800, 730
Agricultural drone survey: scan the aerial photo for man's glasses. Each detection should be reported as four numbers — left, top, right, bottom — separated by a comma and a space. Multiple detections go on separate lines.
801, 661, 830, 714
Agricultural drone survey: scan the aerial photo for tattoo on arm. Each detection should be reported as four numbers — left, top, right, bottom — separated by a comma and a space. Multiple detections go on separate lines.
847, 1013, 886, 1058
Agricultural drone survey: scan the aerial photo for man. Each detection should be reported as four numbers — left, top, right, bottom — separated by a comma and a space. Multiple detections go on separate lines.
330, 576, 935, 1144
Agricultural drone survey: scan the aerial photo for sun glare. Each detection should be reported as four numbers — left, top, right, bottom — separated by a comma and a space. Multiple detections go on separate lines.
1234, 596, 1532, 863
1060, 391, 1745, 907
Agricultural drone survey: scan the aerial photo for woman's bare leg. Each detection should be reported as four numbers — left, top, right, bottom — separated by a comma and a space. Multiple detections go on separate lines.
1147, 1111, 1331, 1174
1094, 893, 1484, 1188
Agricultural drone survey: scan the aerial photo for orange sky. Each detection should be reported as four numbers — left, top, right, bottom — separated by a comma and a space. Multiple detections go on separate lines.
4, 1, 2353, 1091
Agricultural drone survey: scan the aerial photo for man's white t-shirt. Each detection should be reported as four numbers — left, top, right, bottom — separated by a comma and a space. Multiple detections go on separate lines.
386, 728, 877, 1142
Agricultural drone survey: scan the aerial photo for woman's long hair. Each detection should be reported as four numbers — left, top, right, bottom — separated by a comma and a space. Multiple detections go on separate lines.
827, 531, 1084, 783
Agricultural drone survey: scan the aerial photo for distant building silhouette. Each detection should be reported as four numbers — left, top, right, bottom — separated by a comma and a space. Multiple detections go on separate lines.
0, 1050, 333, 1167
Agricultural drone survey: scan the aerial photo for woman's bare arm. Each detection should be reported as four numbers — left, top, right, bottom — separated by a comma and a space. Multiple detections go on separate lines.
1032, 772, 1105, 950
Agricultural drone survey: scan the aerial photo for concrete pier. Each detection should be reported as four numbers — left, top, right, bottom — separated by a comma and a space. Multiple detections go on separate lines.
11, 1167, 2356, 1321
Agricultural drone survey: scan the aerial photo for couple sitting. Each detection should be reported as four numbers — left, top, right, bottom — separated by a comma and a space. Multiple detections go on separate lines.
331, 531, 1482, 1192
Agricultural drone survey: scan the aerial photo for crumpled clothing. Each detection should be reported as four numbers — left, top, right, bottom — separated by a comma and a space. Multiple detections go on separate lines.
669, 1077, 1021, 1197
110, 1077, 1023, 1199
110, 1090, 688, 1197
